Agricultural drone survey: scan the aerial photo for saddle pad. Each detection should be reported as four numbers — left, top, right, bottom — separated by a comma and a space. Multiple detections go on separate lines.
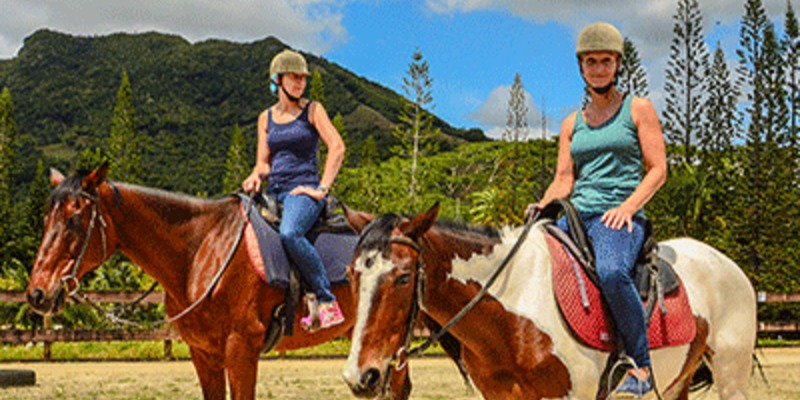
545, 234, 696, 352
239, 196, 357, 288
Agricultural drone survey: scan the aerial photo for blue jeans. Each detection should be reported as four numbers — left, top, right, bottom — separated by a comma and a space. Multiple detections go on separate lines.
557, 214, 650, 367
271, 189, 336, 303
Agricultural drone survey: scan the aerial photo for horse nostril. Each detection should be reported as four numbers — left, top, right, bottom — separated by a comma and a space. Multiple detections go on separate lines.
28, 289, 44, 308
361, 368, 381, 391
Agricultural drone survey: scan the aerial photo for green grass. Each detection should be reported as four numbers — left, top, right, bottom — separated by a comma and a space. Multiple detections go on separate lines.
0, 337, 446, 362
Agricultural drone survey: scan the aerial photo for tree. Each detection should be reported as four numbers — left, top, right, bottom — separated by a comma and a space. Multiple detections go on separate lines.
360, 135, 379, 167
392, 49, 440, 206
309, 69, 326, 105
0, 88, 18, 270
222, 124, 249, 194
108, 71, 141, 183
735, 0, 792, 289
504, 73, 529, 142
663, 0, 710, 166
618, 38, 649, 97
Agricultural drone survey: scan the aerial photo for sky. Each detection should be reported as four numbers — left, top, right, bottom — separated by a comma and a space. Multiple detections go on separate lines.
0, 0, 792, 139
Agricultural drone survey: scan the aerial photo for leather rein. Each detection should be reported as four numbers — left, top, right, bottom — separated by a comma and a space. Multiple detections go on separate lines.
62, 187, 249, 327
378, 214, 537, 396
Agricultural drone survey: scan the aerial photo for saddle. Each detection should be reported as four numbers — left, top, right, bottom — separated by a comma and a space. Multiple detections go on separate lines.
536, 199, 680, 312
536, 199, 695, 352
237, 194, 357, 351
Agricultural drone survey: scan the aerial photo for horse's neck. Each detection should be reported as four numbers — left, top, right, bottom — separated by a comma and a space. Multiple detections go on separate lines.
423, 226, 552, 349
103, 184, 235, 298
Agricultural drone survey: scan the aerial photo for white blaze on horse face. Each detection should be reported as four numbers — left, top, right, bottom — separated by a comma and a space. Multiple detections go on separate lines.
343, 249, 395, 385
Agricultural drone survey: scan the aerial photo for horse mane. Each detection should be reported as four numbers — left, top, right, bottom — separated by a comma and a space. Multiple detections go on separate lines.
355, 213, 500, 254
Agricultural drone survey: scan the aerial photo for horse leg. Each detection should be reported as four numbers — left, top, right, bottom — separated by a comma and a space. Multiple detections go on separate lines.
225, 333, 262, 400
189, 346, 227, 400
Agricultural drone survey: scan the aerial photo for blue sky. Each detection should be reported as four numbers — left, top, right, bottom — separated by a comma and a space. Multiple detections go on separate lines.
0, 0, 793, 138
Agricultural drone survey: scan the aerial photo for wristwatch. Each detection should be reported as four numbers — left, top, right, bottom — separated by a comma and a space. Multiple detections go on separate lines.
317, 184, 329, 194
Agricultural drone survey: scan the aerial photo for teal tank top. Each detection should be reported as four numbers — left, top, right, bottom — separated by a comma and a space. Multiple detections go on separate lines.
570, 95, 644, 218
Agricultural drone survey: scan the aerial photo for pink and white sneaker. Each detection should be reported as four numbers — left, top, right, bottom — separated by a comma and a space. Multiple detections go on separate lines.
300, 300, 345, 332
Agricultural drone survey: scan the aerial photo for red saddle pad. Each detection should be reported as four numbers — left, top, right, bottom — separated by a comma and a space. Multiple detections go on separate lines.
545, 234, 696, 352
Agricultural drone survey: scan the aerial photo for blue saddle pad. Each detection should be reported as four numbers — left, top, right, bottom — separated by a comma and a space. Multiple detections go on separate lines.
240, 195, 357, 288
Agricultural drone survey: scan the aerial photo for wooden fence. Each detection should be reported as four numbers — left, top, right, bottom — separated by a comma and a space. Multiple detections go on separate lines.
0, 290, 798, 360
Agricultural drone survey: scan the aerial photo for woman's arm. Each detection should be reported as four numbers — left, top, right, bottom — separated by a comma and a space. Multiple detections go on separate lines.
242, 110, 272, 193
533, 112, 578, 209
290, 101, 345, 200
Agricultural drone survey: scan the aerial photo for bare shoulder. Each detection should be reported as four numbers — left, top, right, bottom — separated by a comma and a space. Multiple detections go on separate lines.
630, 97, 658, 125
559, 111, 579, 138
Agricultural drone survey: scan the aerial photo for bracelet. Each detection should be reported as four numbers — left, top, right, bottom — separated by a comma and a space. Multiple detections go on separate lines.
317, 184, 329, 194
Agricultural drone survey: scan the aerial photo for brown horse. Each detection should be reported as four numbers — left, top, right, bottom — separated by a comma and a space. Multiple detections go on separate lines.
26, 163, 427, 400
342, 204, 756, 400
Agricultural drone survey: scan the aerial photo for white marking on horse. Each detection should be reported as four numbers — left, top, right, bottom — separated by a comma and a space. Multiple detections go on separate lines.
343, 249, 394, 385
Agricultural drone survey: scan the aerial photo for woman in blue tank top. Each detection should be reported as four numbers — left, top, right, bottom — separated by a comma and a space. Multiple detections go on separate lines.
528, 22, 667, 398
242, 49, 346, 331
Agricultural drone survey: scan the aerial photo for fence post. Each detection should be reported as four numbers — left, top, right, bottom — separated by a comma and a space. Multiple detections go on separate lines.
43, 315, 52, 361
164, 339, 173, 360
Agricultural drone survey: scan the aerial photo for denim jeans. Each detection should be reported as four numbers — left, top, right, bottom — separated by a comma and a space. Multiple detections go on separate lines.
557, 214, 650, 367
271, 188, 336, 303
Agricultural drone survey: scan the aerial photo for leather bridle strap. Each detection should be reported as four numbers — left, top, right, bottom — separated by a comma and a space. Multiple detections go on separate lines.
62, 191, 108, 297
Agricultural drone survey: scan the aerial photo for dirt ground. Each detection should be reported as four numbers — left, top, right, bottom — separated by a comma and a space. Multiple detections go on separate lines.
0, 347, 798, 399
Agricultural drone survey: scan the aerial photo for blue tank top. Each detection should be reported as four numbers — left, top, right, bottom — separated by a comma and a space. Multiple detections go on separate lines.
266, 102, 320, 191
570, 96, 644, 218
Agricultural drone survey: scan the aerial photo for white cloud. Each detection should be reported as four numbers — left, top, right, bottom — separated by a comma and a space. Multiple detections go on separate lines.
468, 84, 557, 141
0, 0, 350, 59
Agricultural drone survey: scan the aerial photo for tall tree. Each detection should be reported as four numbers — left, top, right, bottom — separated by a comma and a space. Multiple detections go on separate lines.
504, 73, 529, 142
392, 49, 440, 205
108, 71, 141, 183
784, 0, 800, 150
0, 88, 17, 270
309, 69, 326, 105
222, 124, 249, 194
663, 0, 710, 166
735, 0, 792, 289
618, 38, 649, 97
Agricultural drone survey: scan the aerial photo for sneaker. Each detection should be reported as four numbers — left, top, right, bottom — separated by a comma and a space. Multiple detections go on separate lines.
318, 301, 345, 329
613, 372, 653, 399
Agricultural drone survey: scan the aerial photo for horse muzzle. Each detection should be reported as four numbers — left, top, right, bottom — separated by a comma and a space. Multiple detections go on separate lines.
344, 367, 385, 398
27, 286, 66, 315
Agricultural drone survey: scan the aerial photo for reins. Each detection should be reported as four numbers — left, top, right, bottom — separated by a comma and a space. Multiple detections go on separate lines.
65, 188, 251, 328
387, 211, 538, 372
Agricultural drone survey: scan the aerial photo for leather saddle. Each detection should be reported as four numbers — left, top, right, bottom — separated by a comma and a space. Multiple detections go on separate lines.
251, 193, 352, 233
536, 198, 680, 321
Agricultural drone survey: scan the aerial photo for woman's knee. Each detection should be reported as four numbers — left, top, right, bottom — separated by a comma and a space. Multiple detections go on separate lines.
597, 267, 632, 289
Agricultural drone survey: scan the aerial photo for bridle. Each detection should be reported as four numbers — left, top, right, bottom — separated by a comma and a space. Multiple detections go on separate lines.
376, 215, 537, 396
61, 190, 109, 297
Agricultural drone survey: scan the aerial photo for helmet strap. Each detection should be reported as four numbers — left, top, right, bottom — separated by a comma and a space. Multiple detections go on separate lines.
279, 81, 301, 104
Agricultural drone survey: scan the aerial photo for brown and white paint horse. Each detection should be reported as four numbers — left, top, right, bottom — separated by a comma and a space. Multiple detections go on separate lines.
25, 164, 424, 400
342, 204, 756, 400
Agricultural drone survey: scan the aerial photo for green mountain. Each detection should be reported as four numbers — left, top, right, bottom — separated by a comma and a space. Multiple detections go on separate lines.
0, 29, 486, 195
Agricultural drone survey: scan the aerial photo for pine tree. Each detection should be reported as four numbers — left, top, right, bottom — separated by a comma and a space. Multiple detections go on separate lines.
360, 135, 379, 167
735, 0, 792, 289
618, 38, 649, 97
784, 0, 800, 150
504, 73, 529, 142
392, 49, 440, 205
663, 0, 710, 166
0, 88, 17, 270
108, 71, 141, 183
309, 69, 326, 105
222, 124, 249, 194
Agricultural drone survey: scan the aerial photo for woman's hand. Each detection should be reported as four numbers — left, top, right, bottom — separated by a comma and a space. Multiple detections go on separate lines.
290, 185, 327, 201
601, 205, 636, 232
241, 173, 262, 193
525, 203, 543, 222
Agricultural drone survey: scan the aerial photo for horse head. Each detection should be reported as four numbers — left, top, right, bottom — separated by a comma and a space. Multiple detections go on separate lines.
342, 203, 439, 398
27, 163, 119, 315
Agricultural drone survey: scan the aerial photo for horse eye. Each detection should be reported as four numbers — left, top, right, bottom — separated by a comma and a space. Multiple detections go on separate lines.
396, 273, 412, 286
66, 214, 83, 232
364, 257, 374, 269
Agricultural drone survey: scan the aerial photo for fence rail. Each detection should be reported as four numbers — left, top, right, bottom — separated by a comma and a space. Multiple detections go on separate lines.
1, 290, 798, 360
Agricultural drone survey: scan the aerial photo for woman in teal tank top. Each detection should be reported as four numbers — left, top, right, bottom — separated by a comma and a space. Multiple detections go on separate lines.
528, 22, 667, 398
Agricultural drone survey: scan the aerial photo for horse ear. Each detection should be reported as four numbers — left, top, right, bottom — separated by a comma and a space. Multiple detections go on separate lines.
342, 203, 374, 234
82, 161, 109, 191
50, 168, 65, 187
402, 202, 439, 240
